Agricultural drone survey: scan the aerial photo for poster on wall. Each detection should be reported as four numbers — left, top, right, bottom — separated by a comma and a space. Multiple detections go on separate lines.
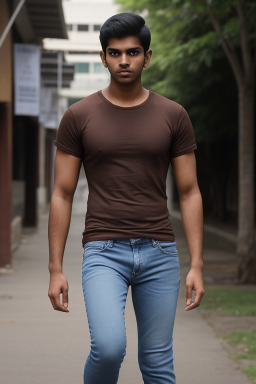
14, 43, 40, 116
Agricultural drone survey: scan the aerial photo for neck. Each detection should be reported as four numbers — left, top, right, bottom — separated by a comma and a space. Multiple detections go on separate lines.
104, 77, 147, 102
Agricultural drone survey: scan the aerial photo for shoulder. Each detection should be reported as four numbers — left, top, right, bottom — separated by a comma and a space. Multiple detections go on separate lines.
66, 91, 101, 128
68, 91, 101, 117
150, 91, 186, 130
150, 90, 183, 117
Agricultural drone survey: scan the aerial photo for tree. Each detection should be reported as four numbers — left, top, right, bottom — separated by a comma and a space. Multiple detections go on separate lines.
206, 1, 255, 283
115, 0, 256, 282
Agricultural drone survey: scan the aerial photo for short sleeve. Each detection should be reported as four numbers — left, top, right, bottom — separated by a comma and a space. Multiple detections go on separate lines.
54, 107, 83, 158
170, 107, 197, 158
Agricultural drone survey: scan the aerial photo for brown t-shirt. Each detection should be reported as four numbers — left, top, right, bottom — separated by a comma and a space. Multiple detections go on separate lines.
54, 89, 197, 247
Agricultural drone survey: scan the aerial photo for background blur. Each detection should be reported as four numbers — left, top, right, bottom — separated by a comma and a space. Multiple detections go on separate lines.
0, 1, 256, 383
0, 0, 118, 262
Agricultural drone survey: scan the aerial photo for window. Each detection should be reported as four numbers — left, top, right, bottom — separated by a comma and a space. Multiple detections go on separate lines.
77, 24, 89, 31
66, 24, 73, 31
93, 24, 101, 31
74, 63, 89, 73
93, 63, 107, 73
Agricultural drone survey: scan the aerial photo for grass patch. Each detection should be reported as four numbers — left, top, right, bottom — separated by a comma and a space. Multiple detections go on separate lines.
242, 366, 256, 384
199, 286, 256, 316
199, 286, 256, 382
223, 329, 256, 360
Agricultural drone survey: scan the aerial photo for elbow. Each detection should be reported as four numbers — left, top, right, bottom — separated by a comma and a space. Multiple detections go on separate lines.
178, 182, 201, 202
51, 185, 75, 203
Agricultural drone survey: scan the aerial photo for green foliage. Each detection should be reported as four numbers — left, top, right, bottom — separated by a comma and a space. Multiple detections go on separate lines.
222, 17, 240, 45
114, 0, 256, 143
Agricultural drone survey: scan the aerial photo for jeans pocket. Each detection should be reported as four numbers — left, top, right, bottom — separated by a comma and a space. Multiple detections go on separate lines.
83, 240, 111, 260
156, 240, 178, 256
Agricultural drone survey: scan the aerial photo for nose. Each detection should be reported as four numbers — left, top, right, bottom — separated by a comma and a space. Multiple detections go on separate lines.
120, 53, 129, 66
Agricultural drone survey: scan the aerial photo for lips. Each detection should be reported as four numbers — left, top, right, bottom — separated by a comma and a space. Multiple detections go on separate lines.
119, 70, 131, 74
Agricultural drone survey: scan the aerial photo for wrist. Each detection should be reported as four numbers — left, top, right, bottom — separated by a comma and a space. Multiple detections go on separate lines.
48, 264, 63, 274
190, 262, 203, 271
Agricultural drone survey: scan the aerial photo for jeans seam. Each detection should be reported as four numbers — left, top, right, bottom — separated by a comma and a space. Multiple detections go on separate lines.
156, 243, 178, 256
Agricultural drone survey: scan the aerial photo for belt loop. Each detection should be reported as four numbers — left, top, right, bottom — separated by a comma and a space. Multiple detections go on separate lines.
152, 238, 158, 247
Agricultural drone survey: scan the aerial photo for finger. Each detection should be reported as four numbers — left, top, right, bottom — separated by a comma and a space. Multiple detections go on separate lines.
51, 293, 68, 312
52, 293, 61, 310
185, 290, 202, 311
48, 290, 58, 310
62, 288, 69, 310
186, 285, 193, 306
49, 295, 57, 310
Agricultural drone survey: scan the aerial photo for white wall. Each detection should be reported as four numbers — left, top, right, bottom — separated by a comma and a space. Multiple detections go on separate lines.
43, 1, 122, 98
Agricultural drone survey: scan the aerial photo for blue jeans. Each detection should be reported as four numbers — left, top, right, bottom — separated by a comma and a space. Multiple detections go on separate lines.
81, 238, 180, 384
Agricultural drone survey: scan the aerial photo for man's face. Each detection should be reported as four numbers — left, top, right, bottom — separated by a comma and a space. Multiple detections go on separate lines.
100, 35, 152, 83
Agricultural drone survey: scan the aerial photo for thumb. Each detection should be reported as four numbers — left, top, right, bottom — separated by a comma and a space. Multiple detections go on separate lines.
186, 285, 192, 305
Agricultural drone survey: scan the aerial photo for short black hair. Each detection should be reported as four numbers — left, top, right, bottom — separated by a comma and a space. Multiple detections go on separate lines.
99, 12, 151, 57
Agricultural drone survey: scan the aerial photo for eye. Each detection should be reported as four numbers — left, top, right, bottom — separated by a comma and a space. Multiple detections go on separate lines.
109, 51, 139, 56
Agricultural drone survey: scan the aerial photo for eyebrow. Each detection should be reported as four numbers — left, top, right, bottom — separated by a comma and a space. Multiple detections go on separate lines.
107, 47, 142, 52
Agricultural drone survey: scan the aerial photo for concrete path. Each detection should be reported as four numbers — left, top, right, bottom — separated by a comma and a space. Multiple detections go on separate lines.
0, 209, 253, 384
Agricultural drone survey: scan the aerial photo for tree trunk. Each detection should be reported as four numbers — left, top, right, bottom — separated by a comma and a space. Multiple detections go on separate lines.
237, 85, 256, 283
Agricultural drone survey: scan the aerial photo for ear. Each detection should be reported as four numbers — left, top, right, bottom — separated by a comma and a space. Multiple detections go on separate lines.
144, 49, 152, 68
100, 51, 108, 68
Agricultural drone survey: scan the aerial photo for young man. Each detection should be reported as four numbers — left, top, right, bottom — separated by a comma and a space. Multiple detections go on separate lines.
48, 12, 204, 384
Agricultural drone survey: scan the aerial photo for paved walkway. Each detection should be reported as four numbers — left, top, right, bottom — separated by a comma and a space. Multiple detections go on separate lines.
0, 208, 253, 384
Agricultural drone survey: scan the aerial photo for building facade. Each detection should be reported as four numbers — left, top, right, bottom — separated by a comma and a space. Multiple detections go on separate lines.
0, 0, 70, 267
43, 0, 121, 106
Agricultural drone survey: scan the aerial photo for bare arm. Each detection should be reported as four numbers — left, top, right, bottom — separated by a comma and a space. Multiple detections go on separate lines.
48, 148, 82, 312
170, 151, 204, 311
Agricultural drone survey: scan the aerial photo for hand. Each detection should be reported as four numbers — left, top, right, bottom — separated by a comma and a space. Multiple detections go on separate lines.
185, 267, 204, 311
48, 272, 69, 312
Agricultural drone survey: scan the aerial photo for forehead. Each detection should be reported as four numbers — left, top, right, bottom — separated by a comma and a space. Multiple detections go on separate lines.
106, 36, 143, 50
